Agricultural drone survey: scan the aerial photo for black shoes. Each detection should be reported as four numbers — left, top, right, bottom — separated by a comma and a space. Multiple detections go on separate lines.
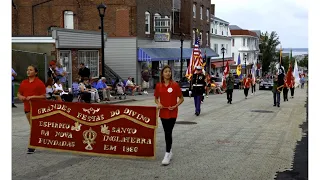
27, 148, 35, 154
195, 112, 200, 116
273, 104, 276, 106
12, 104, 17, 108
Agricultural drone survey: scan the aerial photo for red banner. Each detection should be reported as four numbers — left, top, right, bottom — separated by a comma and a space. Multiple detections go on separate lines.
28, 100, 158, 159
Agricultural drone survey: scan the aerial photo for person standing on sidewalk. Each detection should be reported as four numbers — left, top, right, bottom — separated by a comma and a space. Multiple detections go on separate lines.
251, 74, 256, 95
226, 72, 235, 104
154, 65, 184, 166
189, 66, 206, 116
243, 74, 251, 99
17, 65, 46, 154
12, 68, 17, 108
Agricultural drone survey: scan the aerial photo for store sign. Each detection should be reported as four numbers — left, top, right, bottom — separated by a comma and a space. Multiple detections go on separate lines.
29, 100, 158, 159
154, 33, 170, 42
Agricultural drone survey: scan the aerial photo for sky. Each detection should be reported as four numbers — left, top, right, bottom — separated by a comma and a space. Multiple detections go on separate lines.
211, 0, 309, 48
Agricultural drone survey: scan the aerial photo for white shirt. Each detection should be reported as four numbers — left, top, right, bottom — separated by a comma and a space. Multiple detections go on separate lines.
54, 83, 68, 95
126, 80, 134, 86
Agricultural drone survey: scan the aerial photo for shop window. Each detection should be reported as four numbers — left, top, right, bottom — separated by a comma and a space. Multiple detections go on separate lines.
78, 50, 99, 77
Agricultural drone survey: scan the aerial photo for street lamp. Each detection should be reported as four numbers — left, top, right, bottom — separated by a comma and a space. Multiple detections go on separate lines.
180, 32, 185, 80
244, 54, 248, 75
221, 46, 225, 73
97, 3, 107, 77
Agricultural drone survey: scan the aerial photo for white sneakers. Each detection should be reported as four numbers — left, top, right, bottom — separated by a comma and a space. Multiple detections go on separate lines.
162, 152, 173, 165
143, 90, 148, 95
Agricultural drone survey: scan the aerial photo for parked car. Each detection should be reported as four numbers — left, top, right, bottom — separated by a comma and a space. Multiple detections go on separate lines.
259, 79, 273, 90
178, 77, 191, 97
233, 74, 241, 89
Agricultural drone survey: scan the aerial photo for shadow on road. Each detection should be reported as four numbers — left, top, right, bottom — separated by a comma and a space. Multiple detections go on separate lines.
274, 91, 308, 180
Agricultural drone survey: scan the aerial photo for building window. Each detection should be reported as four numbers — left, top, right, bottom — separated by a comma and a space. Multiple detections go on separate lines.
154, 15, 170, 33
64, 10, 74, 29
232, 53, 234, 58
221, 44, 224, 54
199, 32, 203, 45
206, 9, 209, 22
214, 23, 217, 34
145, 12, 150, 34
193, 29, 196, 44
154, 13, 161, 31
214, 44, 218, 53
247, 38, 249, 47
227, 28, 228, 36
211, 28, 213, 34
232, 39, 235, 46
193, 4, 196, 18
206, 32, 209, 46
225, 44, 228, 54
78, 50, 99, 77
243, 38, 246, 46
200, 6, 203, 20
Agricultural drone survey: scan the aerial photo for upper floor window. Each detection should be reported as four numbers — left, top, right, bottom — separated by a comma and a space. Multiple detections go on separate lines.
199, 32, 203, 45
243, 38, 246, 46
211, 28, 213, 34
193, 29, 196, 44
214, 44, 218, 53
64, 10, 74, 29
193, 4, 196, 18
145, 11, 150, 34
154, 15, 170, 33
200, 6, 203, 20
232, 39, 235, 47
206, 9, 209, 22
154, 13, 161, 32
206, 32, 209, 46
225, 44, 228, 54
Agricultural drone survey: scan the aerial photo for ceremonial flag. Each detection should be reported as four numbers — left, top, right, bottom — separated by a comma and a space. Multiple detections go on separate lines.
251, 63, 256, 84
293, 59, 300, 87
279, 46, 282, 65
185, 37, 204, 80
286, 62, 293, 86
236, 53, 242, 78
222, 61, 229, 89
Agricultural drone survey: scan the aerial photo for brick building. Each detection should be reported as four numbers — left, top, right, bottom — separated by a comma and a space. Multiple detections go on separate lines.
12, 0, 218, 88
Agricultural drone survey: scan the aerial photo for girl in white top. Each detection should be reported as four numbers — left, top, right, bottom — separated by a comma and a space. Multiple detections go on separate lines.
79, 78, 100, 103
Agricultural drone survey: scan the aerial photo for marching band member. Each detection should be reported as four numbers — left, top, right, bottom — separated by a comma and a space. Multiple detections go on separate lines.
189, 66, 206, 116
226, 72, 235, 104
290, 76, 295, 98
283, 77, 289, 101
243, 74, 251, 99
272, 74, 280, 107
154, 65, 184, 166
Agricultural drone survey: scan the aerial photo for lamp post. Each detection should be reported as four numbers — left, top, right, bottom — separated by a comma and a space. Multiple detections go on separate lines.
97, 3, 107, 77
244, 54, 247, 76
180, 32, 185, 80
221, 46, 225, 73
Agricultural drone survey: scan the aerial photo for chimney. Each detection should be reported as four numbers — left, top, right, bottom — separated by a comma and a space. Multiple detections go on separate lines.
210, 4, 215, 16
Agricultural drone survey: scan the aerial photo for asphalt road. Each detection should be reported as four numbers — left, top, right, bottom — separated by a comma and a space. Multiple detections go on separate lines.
12, 88, 307, 180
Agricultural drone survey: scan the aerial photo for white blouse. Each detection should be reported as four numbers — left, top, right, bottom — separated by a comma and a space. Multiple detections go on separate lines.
54, 83, 68, 95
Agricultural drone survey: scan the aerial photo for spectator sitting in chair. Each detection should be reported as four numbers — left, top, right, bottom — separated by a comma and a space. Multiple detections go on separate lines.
96, 77, 111, 101
126, 77, 142, 96
79, 77, 100, 103
53, 78, 73, 102
45, 77, 62, 101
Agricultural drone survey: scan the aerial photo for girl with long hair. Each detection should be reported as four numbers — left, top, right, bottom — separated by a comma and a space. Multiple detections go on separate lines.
17, 65, 46, 154
154, 65, 184, 166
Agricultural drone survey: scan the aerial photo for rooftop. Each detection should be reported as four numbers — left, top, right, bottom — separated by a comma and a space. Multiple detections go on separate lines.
230, 29, 259, 37
229, 25, 242, 30
211, 15, 229, 24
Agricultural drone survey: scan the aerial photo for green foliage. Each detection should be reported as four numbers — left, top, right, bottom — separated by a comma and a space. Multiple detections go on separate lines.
259, 31, 281, 74
298, 55, 308, 68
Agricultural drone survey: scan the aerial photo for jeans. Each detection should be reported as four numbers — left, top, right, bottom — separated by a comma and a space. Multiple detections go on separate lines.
251, 84, 256, 93
194, 96, 201, 114
283, 87, 289, 100
244, 88, 249, 97
290, 88, 295, 97
273, 92, 280, 105
161, 118, 177, 153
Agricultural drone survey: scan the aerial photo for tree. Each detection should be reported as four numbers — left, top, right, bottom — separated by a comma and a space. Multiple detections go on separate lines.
259, 31, 281, 74
298, 55, 308, 68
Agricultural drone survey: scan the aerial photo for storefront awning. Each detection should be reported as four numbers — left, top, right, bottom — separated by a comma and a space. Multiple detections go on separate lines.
138, 48, 219, 62
211, 60, 235, 68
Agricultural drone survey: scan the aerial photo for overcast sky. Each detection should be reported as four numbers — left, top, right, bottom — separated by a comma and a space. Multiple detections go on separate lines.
211, 0, 308, 48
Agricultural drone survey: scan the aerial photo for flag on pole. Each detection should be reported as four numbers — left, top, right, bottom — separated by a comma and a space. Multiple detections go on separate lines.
236, 53, 242, 78
251, 63, 256, 84
279, 45, 282, 65
185, 37, 203, 80
222, 61, 229, 89
293, 59, 300, 87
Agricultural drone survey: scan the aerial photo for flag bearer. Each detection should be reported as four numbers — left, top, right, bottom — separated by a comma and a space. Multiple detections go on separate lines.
189, 66, 206, 116
289, 77, 295, 98
243, 74, 251, 99
283, 77, 289, 101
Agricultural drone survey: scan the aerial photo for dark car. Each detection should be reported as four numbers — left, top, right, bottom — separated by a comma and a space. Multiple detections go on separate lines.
233, 74, 241, 89
259, 79, 273, 90
178, 77, 191, 97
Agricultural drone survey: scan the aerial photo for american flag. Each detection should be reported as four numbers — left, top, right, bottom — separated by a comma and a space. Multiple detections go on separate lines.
185, 37, 204, 80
